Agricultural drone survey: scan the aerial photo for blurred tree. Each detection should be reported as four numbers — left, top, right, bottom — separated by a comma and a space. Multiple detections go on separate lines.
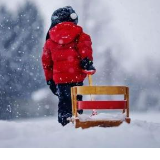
0, 6, 14, 119
0, 2, 45, 119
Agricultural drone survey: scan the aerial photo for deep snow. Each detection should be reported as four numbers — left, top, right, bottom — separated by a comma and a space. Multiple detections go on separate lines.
0, 112, 160, 148
78, 113, 126, 122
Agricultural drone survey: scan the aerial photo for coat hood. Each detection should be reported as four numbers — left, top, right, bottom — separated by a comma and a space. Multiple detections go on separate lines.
49, 22, 82, 44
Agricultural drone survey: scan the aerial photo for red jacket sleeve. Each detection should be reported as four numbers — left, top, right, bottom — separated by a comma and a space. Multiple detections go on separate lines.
41, 41, 53, 81
77, 32, 93, 60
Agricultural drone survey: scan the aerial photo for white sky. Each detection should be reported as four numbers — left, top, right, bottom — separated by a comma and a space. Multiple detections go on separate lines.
0, 0, 73, 31
1, 0, 160, 72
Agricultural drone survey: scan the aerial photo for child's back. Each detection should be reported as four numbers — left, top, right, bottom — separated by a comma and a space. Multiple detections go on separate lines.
42, 6, 95, 126
43, 22, 93, 84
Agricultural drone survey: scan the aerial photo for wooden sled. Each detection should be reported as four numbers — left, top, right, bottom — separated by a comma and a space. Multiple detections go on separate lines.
71, 85, 131, 129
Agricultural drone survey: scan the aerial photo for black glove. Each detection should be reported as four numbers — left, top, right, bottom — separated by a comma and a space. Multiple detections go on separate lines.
80, 57, 96, 75
47, 80, 58, 96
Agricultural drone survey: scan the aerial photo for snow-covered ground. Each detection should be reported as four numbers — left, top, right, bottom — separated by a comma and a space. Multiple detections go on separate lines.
0, 112, 160, 148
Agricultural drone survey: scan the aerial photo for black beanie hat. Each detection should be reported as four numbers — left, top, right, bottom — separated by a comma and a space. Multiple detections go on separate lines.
51, 6, 78, 25
46, 6, 78, 40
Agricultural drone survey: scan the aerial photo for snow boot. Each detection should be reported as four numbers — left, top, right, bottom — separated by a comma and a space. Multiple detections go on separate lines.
58, 112, 72, 126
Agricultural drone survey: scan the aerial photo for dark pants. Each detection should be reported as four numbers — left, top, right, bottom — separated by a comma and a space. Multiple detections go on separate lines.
57, 82, 83, 124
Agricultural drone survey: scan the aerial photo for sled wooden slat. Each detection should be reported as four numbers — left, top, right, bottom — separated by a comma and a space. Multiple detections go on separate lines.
78, 100, 127, 110
71, 85, 130, 129
76, 86, 127, 95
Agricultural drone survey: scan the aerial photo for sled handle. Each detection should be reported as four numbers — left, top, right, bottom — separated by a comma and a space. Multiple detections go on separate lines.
88, 74, 93, 86
87, 74, 97, 116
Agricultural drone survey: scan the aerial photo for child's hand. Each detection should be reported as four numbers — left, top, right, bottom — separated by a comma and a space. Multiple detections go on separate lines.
80, 57, 96, 75
47, 80, 58, 96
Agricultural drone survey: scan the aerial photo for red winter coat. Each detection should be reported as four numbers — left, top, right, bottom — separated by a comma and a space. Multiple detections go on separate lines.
42, 22, 93, 84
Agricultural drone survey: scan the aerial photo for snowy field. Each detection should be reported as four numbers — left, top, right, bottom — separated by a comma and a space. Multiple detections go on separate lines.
0, 0, 160, 149
0, 112, 160, 148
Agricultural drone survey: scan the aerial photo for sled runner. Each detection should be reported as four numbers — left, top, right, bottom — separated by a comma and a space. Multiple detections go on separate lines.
71, 75, 131, 129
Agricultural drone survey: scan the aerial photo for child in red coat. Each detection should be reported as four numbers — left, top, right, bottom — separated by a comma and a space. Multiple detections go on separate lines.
42, 6, 96, 126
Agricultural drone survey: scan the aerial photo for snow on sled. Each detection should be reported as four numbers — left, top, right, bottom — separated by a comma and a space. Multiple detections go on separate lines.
71, 85, 131, 129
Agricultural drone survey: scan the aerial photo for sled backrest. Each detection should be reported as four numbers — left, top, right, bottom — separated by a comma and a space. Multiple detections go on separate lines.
76, 86, 127, 95
71, 86, 129, 118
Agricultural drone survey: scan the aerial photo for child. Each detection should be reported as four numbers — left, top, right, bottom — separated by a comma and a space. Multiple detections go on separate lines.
42, 6, 96, 126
